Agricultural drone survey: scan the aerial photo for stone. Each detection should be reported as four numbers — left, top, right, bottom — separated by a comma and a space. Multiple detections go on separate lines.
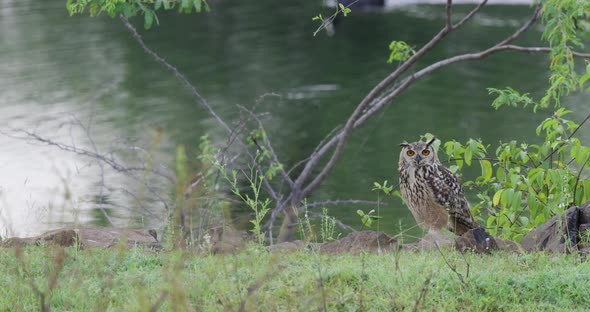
77, 228, 162, 250
401, 231, 454, 251
493, 237, 522, 253
207, 225, 246, 254
0, 227, 162, 251
268, 240, 306, 253
521, 206, 579, 253
454, 228, 498, 253
319, 231, 397, 254
579, 202, 590, 224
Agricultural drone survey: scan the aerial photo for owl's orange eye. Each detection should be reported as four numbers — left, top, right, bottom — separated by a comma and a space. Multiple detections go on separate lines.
406, 150, 415, 157
422, 150, 430, 156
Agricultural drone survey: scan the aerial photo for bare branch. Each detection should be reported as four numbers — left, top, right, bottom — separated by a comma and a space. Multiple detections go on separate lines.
119, 15, 284, 206
496, 6, 542, 47
305, 199, 384, 208
237, 105, 294, 189
503, 45, 590, 59
3, 128, 174, 182
71, 115, 114, 226
294, 0, 491, 201
445, 0, 453, 30
119, 15, 230, 135
287, 124, 342, 178
453, 0, 488, 29
354, 5, 543, 128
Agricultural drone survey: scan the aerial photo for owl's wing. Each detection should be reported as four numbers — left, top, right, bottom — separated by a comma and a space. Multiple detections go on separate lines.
427, 164, 477, 233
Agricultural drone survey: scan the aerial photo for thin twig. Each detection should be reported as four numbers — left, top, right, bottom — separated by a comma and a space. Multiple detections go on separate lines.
149, 291, 169, 312
236, 269, 278, 312
434, 242, 468, 287
72, 115, 114, 226
412, 273, 433, 312
503, 45, 590, 59
573, 155, 590, 205
543, 112, 590, 164
237, 105, 294, 189
305, 199, 384, 208
453, 0, 488, 29
119, 15, 282, 205
312, 0, 360, 37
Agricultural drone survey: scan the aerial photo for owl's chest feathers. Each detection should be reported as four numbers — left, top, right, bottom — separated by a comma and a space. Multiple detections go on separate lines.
399, 165, 436, 207
400, 164, 449, 230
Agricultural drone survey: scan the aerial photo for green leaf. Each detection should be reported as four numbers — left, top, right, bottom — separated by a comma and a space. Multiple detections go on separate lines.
583, 180, 590, 203
496, 167, 505, 182
144, 9, 154, 29
511, 191, 522, 210
480, 160, 492, 182
387, 41, 415, 63
492, 190, 503, 207
464, 148, 473, 166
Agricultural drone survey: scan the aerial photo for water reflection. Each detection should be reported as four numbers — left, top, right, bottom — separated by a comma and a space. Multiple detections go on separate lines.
0, 0, 587, 238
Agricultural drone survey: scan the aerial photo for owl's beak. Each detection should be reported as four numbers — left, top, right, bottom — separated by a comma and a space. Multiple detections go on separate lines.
414, 154, 422, 163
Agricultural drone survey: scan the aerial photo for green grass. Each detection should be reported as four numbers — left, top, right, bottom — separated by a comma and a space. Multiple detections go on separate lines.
1, 244, 590, 311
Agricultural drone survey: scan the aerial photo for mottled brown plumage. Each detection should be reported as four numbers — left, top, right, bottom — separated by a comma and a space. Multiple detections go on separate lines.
398, 139, 479, 235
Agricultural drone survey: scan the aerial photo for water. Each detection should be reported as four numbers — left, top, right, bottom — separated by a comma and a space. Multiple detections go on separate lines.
0, 0, 587, 238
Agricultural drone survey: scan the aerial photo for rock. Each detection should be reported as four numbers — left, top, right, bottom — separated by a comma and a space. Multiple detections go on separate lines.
454, 228, 498, 253
319, 231, 397, 254
78, 228, 162, 250
401, 231, 454, 251
493, 237, 522, 253
521, 206, 579, 253
268, 240, 306, 253
206, 225, 246, 254
1, 227, 162, 251
579, 202, 590, 224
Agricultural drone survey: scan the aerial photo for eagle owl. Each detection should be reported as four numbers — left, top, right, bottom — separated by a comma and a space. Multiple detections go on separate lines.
398, 138, 482, 236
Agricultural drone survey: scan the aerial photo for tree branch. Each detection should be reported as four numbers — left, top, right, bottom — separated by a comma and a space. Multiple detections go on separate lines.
294, 0, 491, 201
305, 199, 385, 208
503, 45, 590, 59
453, 0, 488, 29
445, 0, 453, 31
237, 105, 294, 189
119, 15, 283, 205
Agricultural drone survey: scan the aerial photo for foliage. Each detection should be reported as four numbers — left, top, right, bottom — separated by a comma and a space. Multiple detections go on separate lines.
65, 0, 209, 29
3, 246, 590, 311
216, 159, 271, 245
439, 108, 590, 241
539, 0, 590, 109
312, 2, 352, 36
321, 207, 339, 242
387, 41, 416, 63
356, 209, 382, 228
437, 0, 590, 241
247, 128, 283, 181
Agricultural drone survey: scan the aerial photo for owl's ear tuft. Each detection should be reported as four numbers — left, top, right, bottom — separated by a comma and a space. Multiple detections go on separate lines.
425, 137, 436, 147
399, 142, 409, 148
